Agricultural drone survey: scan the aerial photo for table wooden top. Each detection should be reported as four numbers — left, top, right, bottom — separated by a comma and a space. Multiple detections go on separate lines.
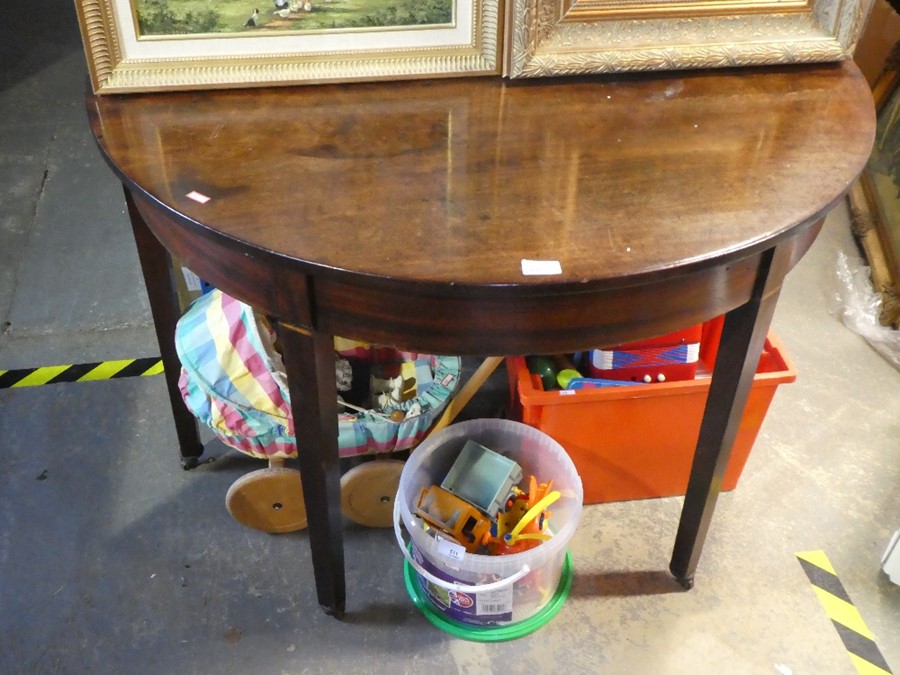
88, 62, 873, 293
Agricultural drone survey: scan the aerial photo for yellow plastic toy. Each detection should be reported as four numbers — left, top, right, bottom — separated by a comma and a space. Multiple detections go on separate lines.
485, 476, 560, 555
415, 485, 493, 553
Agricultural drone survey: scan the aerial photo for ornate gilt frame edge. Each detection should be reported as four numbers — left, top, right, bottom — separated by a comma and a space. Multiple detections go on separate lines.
78, 0, 500, 93
505, 0, 872, 78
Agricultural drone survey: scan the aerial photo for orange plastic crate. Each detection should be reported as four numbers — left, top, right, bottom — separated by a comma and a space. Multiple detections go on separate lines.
507, 332, 796, 504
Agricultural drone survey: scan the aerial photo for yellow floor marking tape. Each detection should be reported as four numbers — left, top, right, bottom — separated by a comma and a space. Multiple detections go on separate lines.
0, 358, 163, 389
809, 585, 876, 639
77, 359, 135, 382
143, 360, 165, 376
798, 549, 838, 575
796, 551, 892, 675
7, 365, 71, 387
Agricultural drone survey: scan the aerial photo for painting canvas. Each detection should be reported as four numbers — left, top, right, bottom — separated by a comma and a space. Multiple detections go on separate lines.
133, 0, 454, 35
76, 0, 499, 92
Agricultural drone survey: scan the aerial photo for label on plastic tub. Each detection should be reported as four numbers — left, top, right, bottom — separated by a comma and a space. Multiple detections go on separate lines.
475, 587, 513, 616
435, 535, 465, 569
412, 544, 514, 626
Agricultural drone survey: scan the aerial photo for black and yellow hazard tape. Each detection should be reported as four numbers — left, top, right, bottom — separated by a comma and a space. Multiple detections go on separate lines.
0, 357, 163, 389
796, 550, 893, 675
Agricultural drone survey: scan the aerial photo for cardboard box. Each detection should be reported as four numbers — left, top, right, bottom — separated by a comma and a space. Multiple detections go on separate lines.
854, 0, 900, 87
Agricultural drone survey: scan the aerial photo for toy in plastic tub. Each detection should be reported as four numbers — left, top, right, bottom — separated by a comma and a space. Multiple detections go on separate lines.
175, 289, 461, 532
394, 419, 583, 638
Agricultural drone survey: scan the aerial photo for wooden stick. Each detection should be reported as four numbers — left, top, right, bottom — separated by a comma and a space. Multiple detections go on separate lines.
430, 356, 504, 435
336, 398, 402, 421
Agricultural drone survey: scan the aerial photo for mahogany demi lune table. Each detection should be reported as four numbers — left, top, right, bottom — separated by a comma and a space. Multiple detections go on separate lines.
87, 61, 875, 618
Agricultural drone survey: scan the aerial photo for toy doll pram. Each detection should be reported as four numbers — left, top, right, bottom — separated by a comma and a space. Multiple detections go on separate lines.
175, 290, 500, 533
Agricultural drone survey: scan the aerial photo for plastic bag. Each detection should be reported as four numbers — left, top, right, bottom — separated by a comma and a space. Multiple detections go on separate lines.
830, 251, 900, 371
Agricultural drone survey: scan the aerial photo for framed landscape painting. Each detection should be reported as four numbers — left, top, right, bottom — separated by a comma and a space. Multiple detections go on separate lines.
76, 0, 500, 92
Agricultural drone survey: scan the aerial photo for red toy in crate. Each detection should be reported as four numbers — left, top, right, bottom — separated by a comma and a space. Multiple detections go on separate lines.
587, 324, 703, 383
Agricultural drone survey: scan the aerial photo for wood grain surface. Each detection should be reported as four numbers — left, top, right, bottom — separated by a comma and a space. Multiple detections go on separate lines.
89, 63, 874, 292
88, 63, 877, 615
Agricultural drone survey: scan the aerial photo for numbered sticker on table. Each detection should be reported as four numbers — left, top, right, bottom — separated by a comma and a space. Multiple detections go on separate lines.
181, 267, 202, 292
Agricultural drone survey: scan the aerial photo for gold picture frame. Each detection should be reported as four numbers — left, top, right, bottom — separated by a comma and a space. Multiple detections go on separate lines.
505, 0, 872, 78
76, 0, 500, 93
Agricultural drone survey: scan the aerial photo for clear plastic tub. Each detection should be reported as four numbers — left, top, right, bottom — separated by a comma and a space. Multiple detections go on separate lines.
394, 419, 583, 628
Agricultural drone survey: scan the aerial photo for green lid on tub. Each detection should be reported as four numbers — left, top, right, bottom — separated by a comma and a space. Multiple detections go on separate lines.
403, 550, 573, 642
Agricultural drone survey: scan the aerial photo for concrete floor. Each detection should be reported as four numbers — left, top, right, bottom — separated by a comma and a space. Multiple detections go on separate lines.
1, 6, 899, 674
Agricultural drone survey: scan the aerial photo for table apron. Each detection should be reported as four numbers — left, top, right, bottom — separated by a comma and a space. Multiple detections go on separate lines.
314, 219, 821, 355
134, 193, 315, 327
134, 189, 822, 355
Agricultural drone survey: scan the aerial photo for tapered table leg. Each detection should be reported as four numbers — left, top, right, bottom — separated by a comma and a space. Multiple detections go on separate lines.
124, 188, 204, 469
670, 243, 792, 587
277, 322, 346, 618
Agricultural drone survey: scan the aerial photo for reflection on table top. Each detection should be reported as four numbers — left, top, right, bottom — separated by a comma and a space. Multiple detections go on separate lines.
89, 62, 874, 290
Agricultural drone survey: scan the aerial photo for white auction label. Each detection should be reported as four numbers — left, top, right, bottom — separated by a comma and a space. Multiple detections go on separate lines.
435, 535, 466, 567
521, 259, 562, 275
181, 267, 202, 292
186, 190, 211, 204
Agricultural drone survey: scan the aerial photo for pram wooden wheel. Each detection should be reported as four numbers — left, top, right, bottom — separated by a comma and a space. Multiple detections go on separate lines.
340, 459, 405, 528
225, 463, 307, 533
